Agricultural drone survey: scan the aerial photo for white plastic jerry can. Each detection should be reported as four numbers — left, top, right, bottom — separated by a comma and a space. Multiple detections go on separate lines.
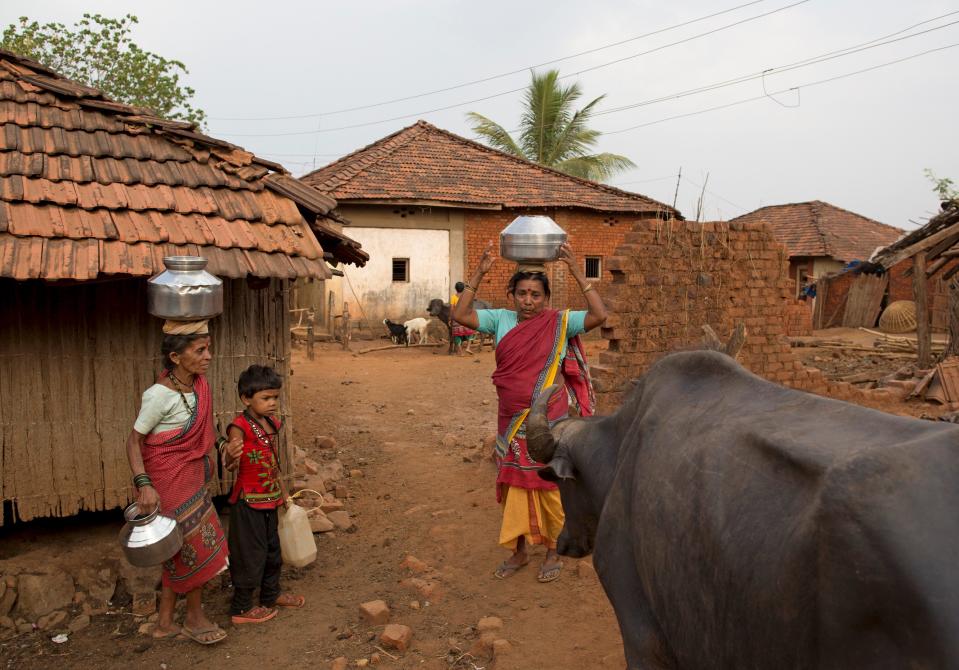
278, 503, 317, 568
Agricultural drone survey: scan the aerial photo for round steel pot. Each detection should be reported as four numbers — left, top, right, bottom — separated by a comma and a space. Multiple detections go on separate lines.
118, 502, 183, 568
500, 215, 568, 263
147, 256, 223, 320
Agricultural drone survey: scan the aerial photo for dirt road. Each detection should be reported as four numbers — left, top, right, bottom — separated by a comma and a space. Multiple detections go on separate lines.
1, 343, 623, 669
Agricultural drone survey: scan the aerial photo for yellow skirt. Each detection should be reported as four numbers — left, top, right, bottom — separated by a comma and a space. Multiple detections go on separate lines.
498, 486, 565, 550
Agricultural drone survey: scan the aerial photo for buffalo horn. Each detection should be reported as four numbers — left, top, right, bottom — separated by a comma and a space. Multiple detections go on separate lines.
527, 385, 560, 464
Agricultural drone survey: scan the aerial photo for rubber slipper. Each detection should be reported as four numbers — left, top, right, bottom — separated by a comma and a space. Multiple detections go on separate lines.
493, 557, 530, 579
273, 593, 305, 608
181, 624, 228, 645
537, 562, 562, 583
231, 605, 277, 625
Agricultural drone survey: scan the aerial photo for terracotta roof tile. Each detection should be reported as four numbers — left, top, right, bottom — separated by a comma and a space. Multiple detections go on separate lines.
0, 48, 368, 280
729, 201, 904, 262
301, 120, 678, 216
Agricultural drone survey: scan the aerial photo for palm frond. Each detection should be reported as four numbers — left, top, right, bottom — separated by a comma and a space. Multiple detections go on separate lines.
555, 153, 636, 182
466, 112, 524, 157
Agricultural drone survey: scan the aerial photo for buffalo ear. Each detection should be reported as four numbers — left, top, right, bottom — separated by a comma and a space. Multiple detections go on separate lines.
539, 456, 575, 482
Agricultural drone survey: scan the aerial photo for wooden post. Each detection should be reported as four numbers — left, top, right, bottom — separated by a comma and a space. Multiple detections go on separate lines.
947, 280, 959, 358
914, 252, 931, 368
306, 307, 315, 361
342, 301, 351, 351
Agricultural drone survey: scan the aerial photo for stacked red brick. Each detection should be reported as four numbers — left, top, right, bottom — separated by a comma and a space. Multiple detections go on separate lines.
591, 220, 830, 412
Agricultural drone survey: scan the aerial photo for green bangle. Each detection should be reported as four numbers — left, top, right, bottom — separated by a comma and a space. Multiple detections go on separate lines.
133, 473, 152, 489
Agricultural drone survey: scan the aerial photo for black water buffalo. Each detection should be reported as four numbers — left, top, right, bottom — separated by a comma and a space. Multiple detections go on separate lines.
527, 350, 959, 669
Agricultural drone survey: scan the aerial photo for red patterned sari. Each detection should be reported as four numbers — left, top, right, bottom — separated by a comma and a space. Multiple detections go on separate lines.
491, 309, 594, 503
141, 373, 228, 594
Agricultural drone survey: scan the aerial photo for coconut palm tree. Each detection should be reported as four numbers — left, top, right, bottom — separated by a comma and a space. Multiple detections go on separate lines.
467, 69, 635, 183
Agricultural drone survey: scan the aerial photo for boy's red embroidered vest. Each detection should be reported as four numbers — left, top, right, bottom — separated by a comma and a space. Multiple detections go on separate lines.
228, 413, 283, 510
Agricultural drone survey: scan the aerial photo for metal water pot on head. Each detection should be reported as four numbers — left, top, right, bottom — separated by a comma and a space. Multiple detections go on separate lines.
147, 256, 223, 320
499, 215, 568, 264
118, 503, 183, 567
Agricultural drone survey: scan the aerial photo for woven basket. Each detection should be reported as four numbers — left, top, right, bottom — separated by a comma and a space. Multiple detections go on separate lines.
878, 300, 917, 334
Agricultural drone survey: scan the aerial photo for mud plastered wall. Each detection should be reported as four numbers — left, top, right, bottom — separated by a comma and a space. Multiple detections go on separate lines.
592, 220, 845, 413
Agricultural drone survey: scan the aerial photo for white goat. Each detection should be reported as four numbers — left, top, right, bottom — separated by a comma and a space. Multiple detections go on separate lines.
404, 317, 429, 345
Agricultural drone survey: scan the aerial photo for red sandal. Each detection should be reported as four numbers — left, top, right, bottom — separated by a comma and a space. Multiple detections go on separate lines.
231, 605, 277, 625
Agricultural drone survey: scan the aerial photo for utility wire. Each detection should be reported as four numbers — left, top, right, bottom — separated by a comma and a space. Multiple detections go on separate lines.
592, 12, 959, 118
214, 0, 811, 138
602, 42, 959, 135
208, 0, 770, 122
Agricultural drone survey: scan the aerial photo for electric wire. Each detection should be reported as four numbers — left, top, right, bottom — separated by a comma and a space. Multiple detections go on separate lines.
602, 42, 959, 135
208, 0, 771, 122
213, 0, 811, 138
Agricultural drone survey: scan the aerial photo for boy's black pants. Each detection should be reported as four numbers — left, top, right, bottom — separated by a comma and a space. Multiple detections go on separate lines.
228, 500, 282, 614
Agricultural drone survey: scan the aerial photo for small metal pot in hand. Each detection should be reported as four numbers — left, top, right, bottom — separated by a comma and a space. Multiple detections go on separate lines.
118, 502, 183, 567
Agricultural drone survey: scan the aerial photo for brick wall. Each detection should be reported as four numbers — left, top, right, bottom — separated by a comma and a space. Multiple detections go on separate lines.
585, 219, 902, 413
463, 208, 659, 309
784, 299, 813, 336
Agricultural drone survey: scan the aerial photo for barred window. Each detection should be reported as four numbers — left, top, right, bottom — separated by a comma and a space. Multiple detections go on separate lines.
585, 256, 602, 280
392, 258, 409, 282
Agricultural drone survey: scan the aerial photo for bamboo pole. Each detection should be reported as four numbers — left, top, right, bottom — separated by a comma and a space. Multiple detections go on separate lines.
914, 252, 931, 367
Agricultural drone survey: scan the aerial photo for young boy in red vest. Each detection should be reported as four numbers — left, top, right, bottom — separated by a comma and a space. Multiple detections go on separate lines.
223, 365, 305, 624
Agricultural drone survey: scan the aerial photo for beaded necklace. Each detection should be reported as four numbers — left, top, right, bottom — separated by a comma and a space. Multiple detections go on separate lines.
243, 410, 280, 466
168, 371, 196, 415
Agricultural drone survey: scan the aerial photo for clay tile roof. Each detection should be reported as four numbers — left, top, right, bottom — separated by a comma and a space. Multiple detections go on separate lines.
300, 120, 680, 217
0, 48, 367, 281
729, 200, 904, 262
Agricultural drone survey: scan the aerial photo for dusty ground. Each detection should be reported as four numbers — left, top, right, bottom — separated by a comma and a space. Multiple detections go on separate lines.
1, 329, 950, 669
0, 341, 624, 670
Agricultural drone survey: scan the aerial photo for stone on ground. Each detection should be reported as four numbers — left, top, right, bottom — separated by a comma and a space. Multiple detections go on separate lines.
16, 573, 74, 620
400, 555, 430, 574
492, 638, 513, 656
36, 610, 67, 630
330, 656, 348, 670
307, 509, 335, 533
477, 616, 503, 632
379, 623, 413, 652
75, 566, 117, 603
314, 435, 337, 450
327, 510, 353, 530
358, 599, 390, 625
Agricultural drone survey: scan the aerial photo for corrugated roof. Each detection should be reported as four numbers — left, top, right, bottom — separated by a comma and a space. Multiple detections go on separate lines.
729, 200, 904, 262
0, 48, 368, 281
301, 120, 680, 217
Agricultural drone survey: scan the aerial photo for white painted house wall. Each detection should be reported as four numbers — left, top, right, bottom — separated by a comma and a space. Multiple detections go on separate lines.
341, 227, 450, 322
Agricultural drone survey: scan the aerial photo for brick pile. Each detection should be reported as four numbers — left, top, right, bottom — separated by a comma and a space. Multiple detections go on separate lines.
589, 219, 891, 413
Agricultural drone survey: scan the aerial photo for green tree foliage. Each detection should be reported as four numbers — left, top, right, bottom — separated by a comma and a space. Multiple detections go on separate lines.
1, 14, 205, 126
467, 69, 634, 183
924, 169, 959, 202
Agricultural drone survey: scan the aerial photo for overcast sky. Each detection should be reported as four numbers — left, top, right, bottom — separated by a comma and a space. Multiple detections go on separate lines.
5, 1, 958, 229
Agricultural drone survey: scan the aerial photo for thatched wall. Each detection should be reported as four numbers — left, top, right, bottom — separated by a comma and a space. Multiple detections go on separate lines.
0, 277, 293, 525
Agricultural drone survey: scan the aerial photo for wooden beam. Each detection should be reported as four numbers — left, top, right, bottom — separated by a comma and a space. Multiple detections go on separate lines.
926, 256, 950, 277
914, 251, 931, 368
925, 230, 959, 259
878, 221, 959, 268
